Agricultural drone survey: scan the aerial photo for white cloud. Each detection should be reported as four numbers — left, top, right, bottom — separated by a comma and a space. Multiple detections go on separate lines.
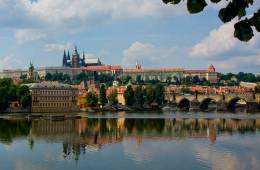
211, 53, 260, 71
44, 42, 72, 52
190, 22, 240, 58
19, 0, 185, 26
122, 41, 182, 68
0, 55, 23, 71
15, 28, 46, 44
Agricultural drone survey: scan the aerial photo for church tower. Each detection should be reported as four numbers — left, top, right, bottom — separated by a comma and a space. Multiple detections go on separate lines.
62, 50, 67, 67
72, 46, 80, 68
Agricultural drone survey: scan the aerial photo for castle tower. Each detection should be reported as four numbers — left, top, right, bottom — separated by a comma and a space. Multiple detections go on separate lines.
28, 62, 35, 80
72, 46, 80, 68
208, 64, 215, 72
62, 50, 67, 67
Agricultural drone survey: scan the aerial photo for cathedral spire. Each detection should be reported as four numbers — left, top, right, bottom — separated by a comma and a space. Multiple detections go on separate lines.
67, 50, 70, 60
62, 50, 67, 67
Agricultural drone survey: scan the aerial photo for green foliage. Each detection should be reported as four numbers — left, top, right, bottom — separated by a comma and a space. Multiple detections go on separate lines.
108, 89, 118, 106
121, 76, 132, 85
145, 85, 155, 104
154, 84, 165, 105
16, 85, 31, 108
99, 85, 108, 106
20, 95, 32, 108
163, 0, 259, 41
95, 74, 114, 84
0, 87, 9, 111
0, 79, 32, 111
187, 0, 207, 14
45, 72, 71, 83
86, 92, 98, 107
124, 85, 135, 106
76, 72, 88, 83
135, 86, 145, 107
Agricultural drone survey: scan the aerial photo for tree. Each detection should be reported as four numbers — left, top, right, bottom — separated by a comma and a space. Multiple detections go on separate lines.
135, 86, 145, 107
45, 73, 53, 81
136, 75, 143, 85
163, 0, 260, 42
86, 92, 98, 107
0, 87, 9, 112
145, 85, 155, 105
154, 84, 165, 105
108, 89, 118, 106
124, 85, 135, 106
76, 72, 88, 82
20, 94, 32, 108
99, 85, 107, 106
16, 85, 31, 108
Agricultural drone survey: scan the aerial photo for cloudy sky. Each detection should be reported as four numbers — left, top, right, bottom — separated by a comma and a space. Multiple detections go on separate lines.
0, 0, 259, 73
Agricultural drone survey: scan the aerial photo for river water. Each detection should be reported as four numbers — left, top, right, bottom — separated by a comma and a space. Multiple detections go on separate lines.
0, 112, 259, 170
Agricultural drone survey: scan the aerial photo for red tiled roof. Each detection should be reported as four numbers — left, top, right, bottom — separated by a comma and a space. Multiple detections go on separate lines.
123, 68, 184, 73
81, 65, 122, 71
184, 70, 211, 74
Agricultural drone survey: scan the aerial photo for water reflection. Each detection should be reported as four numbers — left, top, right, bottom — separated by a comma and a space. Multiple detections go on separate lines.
0, 117, 259, 170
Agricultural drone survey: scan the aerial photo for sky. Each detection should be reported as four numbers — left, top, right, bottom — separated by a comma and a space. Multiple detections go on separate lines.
0, 0, 259, 73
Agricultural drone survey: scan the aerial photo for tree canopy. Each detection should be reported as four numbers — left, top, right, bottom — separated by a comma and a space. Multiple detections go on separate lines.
163, 0, 260, 41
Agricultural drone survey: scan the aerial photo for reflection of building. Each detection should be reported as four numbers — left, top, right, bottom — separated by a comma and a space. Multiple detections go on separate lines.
26, 81, 79, 113
123, 63, 218, 83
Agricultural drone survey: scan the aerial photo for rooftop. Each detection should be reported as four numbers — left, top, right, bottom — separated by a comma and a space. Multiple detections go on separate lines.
25, 81, 73, 89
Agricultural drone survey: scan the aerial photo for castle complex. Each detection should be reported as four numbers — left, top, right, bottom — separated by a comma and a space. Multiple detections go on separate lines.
0, 46, 218, 83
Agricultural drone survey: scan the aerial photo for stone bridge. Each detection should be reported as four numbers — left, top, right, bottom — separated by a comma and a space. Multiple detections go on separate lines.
164, 92, 260, 113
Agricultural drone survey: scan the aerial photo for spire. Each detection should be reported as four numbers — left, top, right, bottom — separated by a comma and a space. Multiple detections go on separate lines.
82, 51, 85, 60
73, 45, 78, 55
63, 50, 67, 67
63, 49, 67, 59
67, 50, 70, 60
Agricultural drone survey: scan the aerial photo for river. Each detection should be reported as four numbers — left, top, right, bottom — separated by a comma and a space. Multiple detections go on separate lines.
0, 112, 259, 170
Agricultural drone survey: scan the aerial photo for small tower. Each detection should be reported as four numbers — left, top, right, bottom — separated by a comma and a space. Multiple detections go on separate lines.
208, 64, 215, 72
62, 50, 67, 67
72, 46, 80, 68
28, 62, 34, 80
136, 61, 142, 70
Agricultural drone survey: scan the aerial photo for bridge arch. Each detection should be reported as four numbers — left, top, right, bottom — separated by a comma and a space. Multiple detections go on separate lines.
200, 98, 217, 111
227, 97, 247, 112
178, 98, 190, 111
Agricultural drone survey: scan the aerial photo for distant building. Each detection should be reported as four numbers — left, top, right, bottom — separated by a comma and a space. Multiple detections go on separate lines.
184, 64, 218, 83
81, 65, 123, 79
62, 46, 102, 68
123, 63, 218, 83
26, 81, 79, 113
256, 72, 260, 78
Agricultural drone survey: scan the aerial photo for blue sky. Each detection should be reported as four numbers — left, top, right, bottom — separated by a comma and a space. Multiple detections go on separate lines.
0, 0, 259, 73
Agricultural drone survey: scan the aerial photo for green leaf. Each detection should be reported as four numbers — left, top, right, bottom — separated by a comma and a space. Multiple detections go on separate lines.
162, 0, 181, 4
252, 10, 260, 32
238, 8, 246, 19
234, 19, 254, 41
210, 0, 221, 3
218, 3, 239, 23
187, 0, 207, 14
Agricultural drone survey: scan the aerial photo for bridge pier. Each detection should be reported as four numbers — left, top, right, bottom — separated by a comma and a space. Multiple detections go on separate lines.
246, 102, 259, 113
216, 100, 227, 112
190, 99, 200, 112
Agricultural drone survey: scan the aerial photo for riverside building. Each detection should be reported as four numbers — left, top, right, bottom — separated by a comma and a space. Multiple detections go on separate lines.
26, 81, 79, 113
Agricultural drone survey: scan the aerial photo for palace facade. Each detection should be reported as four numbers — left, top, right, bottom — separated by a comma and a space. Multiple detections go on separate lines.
27, 82, 79, 113
123, 63, 218, 83
0, 46, 218, 83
